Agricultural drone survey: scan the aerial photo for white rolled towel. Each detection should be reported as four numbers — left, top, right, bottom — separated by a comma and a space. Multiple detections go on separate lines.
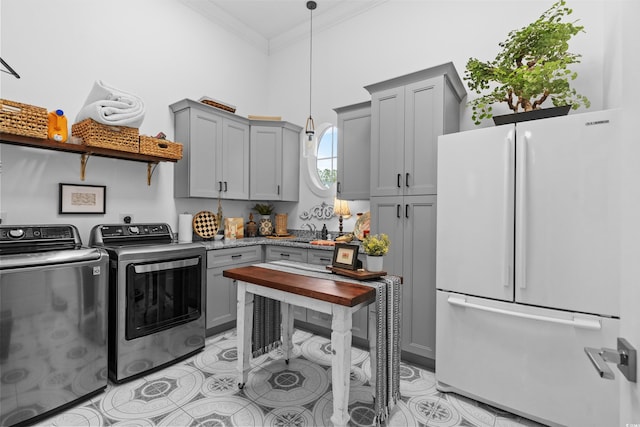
75, 80, 145, 127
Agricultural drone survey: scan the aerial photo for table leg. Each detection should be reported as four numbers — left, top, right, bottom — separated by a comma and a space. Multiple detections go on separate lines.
280, 302, 294, 363
330, 306, 353, 427
368, 302, 377, 398
236, 281, 253, 389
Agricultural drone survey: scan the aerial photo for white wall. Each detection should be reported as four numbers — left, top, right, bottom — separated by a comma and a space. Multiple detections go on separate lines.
267, 0, 612, 230
0, 0, 618, 241
0, 0, 269, 242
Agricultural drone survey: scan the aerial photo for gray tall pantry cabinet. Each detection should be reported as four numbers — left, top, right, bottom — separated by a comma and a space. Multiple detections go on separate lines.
366, 63, 466, 366
170, 99, 250, 199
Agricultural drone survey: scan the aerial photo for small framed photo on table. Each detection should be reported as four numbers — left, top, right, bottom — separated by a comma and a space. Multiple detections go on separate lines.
59, 183, 106, 214
332, 243, 360, 271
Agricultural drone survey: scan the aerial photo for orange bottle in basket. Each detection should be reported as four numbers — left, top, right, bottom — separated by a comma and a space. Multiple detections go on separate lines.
47, 109, 68, 142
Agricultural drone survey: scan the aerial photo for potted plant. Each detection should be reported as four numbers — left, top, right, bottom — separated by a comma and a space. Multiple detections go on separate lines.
362, 233, 390, 272
465, 0, 590, 125
253, 203, 274, 236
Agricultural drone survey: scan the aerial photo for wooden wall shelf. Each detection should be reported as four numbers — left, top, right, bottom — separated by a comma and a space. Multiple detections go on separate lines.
0, 132, 177, 185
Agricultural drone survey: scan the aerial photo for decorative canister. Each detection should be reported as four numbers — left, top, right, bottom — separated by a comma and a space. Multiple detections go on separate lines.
246, 213, 258, 238
259, 215, 273, 236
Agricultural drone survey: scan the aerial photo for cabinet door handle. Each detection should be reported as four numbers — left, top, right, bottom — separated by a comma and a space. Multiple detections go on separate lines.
319, 257, 331, 262
224, 181, 228, 192
277, 184, 280, 195
218, 181, 223, 192
280, 253, 290, 257
337, 182, 341, 194
231, 254, 242, 259
396, 204, 401, 218
397, 173, 402, 188
405, 204, 409, 218
406, 172, 410, 187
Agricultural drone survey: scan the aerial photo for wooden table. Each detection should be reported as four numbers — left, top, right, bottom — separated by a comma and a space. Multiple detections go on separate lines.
223, 265, 377, 427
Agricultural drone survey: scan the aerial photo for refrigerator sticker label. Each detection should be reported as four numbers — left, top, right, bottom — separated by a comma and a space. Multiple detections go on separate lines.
93, 266, 101, 275
585, 120, 610, 126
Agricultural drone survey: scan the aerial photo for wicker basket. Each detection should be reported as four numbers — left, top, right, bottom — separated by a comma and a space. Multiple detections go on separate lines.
139, 136, 183, 160
0, 99, 48, 139
275, 213, 288, 236
71, 119, 139, 153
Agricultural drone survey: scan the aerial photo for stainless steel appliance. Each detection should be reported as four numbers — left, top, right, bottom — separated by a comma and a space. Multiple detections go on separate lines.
0, 224, 108, 427
89, 223, 205, 383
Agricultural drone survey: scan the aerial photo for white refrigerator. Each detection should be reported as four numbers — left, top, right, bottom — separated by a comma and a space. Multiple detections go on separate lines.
435, 109, 621, 427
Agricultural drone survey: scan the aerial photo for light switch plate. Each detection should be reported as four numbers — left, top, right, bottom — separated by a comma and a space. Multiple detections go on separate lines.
618, 337, 637, 382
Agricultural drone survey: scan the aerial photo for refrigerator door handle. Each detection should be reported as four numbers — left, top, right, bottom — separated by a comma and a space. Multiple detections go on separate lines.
503, 135, 514, 288
447, 296, 601, 330
516, 133, 528, 289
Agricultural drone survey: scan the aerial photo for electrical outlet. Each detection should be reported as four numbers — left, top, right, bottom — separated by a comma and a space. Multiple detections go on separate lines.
0, 212, 6, 224
119, 213, 134, 224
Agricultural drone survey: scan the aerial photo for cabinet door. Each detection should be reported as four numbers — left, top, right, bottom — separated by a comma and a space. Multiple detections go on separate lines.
369, 196, 404, 277
402, 195, 437, 359
250, 126, 282, 200
336, 103, 371, 200
206, 267, 236, 329
404, 77, 443, 196
221, 119, 250, 199
178, 109, 222, 198
370, 87, 405, 197
280, 127, 300, 202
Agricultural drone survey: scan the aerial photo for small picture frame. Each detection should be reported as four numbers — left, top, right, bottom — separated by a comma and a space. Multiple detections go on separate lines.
59, 183, 106, 214
332, 243, 360, 271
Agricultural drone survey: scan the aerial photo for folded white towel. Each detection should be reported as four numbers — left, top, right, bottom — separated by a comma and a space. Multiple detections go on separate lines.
75, 80, 145, 127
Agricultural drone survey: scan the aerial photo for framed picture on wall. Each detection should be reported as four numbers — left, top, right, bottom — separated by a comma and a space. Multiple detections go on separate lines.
59, 183, 106, 214
332, 243, 360, 271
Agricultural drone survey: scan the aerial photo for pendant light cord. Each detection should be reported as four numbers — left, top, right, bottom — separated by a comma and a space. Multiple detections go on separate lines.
308, 2, 314, 119
307, 1, 317, 127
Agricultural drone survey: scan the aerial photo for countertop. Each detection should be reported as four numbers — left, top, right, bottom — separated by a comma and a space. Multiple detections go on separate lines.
198, 236, 363, 252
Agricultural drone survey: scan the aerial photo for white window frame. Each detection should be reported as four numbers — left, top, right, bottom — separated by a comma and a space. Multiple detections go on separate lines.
302, 122, 336, 198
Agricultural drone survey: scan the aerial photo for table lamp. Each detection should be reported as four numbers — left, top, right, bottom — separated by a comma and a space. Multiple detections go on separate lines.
333, 197, 351, 236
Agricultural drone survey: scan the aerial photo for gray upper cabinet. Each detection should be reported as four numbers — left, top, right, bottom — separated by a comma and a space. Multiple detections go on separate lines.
170, 99, 250, 199
334, 101, 371, 200
250, 121, 302, 201
365, 62, 466, 197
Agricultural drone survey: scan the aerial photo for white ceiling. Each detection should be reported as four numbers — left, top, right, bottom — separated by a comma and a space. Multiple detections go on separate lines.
178, 0, 388, 53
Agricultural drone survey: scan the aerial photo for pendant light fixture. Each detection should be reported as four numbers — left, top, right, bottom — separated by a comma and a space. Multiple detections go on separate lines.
303, 0, 318, 158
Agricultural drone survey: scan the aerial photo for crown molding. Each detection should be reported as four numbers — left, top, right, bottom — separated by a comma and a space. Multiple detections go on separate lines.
178, 0, 388, 55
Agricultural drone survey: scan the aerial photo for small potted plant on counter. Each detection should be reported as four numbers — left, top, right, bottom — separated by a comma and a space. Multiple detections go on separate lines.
253, 203, 275, 236
465, 0, 590, 125
362, 233, 390, 272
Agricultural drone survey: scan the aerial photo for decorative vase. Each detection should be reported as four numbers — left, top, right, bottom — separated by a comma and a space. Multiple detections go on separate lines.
366, 255, 384, 272
258, 215, 273, 236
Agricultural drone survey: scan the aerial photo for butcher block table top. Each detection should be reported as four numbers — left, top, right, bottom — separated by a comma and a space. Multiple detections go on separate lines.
223, 265, 376, 307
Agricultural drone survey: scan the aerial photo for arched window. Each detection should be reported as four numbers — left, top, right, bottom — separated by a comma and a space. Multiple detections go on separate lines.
302, 122, 337, 198
316, 125, 337, 187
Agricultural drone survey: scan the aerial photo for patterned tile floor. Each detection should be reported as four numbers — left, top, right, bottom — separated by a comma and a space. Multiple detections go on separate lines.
40, 329, 545, 427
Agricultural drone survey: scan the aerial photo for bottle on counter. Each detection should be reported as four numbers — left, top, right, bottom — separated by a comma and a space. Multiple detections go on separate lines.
47, 109, 68, 142
321, 224, 328, 240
